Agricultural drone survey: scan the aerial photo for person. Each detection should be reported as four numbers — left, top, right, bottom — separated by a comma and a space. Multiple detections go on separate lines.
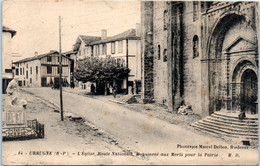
6, 77, 19, 105
238, 111, 246, 120
91, 83, 95, 95
112, 86, 117, 98
70, 82, 75, 89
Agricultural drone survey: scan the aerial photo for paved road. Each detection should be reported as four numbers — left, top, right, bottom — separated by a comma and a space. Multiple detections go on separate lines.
23, 87, 258, 165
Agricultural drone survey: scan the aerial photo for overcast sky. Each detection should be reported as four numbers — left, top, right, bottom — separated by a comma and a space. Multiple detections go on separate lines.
3, 0, 141, 61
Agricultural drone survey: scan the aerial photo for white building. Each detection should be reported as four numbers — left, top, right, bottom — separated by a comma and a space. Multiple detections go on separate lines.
73, 24, 141, 94
13, 51, 72, 87
2, 26, 16, 93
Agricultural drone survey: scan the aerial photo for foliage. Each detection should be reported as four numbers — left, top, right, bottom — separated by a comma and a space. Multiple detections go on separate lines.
74, 56, 130, 83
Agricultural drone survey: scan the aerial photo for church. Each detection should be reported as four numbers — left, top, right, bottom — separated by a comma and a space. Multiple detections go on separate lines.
141, 1, 258, 118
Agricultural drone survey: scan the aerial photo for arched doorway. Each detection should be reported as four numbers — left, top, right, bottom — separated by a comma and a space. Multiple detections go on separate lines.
241, 69, 258, 114
207, 12, 257, 114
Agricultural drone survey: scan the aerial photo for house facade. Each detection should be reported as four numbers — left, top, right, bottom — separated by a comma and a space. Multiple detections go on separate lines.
141, 1, 258, 117
73, 25, 141, 94
2, 26, 16, 93
13, 51, 72, 87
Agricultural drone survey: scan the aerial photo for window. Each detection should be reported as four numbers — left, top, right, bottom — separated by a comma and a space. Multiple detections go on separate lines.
47, 56, 52, 62
102, 44, 107, 55
30, 78, 32, 84
111, 42, 115, 54
95, 46, 98, 56
97, 45, 100, 55
193, 35, 199, 58
16, 68, 19, 75
164, 10, 168, 30
193, 1, 199, 21
23, 67, 24, 75
58, 57, 62, 63
58, 66, 62, 74
47, 66, 52, 74
158, 45, 161, 60
30, 67, 32, 74
118, 41, 123, 53
163, 49, 167, 62
36, 66, 38, 81
91, 46, 94, 57
26, 71, 28, 79
26, 64, 28, 68
20, 68, 22, 75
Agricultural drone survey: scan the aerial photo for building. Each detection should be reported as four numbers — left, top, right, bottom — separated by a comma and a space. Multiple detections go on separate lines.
63, 50, 77, 85
73, 24, 141, 94
13, 50, 72, 87
141, 1, 258, 117
2, 26, 16, 93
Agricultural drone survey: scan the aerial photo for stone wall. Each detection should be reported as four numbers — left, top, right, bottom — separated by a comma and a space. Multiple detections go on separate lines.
182, 2, 202, 115
141, 1, 259, 117
153, 1, 169, 106
141, 1, 154, 103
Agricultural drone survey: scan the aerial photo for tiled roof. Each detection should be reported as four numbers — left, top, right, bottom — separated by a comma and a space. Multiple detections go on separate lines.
2, 26, 16, 37
91, 29, 140, 45
79, 35, 101, 45
13, 50, 70, 64
73, 35, 101, 51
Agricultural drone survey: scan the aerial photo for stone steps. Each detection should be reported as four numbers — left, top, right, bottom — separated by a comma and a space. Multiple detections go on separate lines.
191, 112, 258, 140
206, 117, 258, 127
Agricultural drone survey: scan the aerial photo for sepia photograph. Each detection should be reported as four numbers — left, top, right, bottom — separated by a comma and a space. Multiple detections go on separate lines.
2, 0, 259, 165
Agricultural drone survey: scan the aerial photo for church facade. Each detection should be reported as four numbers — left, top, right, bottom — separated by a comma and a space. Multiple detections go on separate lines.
141, 1, 258, 117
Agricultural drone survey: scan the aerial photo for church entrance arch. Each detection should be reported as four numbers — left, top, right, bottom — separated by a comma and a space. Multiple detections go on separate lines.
207, 12, 257, 114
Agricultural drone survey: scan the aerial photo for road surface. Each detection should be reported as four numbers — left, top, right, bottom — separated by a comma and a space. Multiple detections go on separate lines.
21, 87, 258, 165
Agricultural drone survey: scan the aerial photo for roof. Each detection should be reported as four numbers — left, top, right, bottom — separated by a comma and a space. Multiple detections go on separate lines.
73, 35, 101, 51
73, 28, 140, 51
79, 35, 101, 45
91, 29, 140, 45
2, 26, 16, 37
63, 50, 77, 58
14, 50, 71, 64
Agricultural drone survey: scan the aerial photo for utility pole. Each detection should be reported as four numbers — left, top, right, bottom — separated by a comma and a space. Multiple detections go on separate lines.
59, 16, 64, 121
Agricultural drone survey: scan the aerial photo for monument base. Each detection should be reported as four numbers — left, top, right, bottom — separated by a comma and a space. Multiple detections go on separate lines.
2, 119, 44, 141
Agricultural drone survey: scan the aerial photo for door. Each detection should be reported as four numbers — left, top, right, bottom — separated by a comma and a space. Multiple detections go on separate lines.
241, 70, 258, 114
41, 77, 47, 87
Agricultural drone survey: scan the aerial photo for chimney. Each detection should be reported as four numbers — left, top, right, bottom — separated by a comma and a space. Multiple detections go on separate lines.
101, 29, 107, 40
35, 52, 38, 57
135, 23, 141, 37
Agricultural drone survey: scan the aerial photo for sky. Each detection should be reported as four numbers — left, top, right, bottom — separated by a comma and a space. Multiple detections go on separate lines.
3, 0, 141, 61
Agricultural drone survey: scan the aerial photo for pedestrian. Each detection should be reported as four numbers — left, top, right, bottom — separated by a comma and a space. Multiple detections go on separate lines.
70, 82, 75, 89
112, 86, 116, 98
91, 83, 95, 95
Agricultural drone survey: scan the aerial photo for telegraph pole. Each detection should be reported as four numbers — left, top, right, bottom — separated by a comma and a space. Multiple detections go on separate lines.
59, 16, 64, 121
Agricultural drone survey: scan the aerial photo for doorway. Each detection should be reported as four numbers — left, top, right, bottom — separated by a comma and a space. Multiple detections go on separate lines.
241, 69, 258, 114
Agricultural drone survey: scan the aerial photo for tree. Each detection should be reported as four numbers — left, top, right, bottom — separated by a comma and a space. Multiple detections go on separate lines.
74, 56, 130, 94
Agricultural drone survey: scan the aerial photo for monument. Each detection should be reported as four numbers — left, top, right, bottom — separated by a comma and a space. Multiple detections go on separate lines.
2, 77, 44, 140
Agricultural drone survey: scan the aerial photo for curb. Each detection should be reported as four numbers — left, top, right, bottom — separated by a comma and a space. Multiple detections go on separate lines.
108, 99, 124, 104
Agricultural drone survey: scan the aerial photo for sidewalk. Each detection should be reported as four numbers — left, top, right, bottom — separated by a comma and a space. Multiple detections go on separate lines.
63, 87, 201, 130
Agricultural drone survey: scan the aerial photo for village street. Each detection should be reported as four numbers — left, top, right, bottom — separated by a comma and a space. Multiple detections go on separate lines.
3, 87, 257, 165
